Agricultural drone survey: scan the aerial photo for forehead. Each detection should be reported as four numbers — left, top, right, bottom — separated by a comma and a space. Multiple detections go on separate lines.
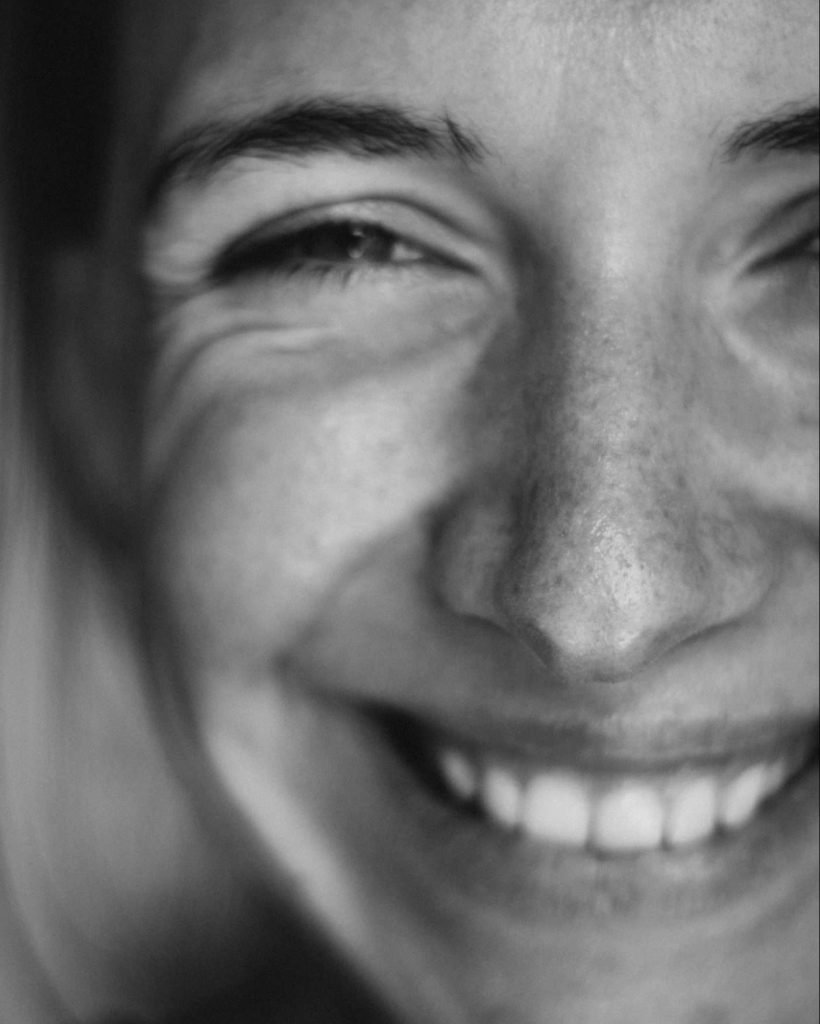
143, 0, 817, 122
119, 0, 818, 233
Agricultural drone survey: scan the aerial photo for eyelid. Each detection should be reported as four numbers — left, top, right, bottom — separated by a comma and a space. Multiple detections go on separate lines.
209, 206, 465, 284
743, 189, 819, 268
146, 187, 490, 291
747, 228, 819, 276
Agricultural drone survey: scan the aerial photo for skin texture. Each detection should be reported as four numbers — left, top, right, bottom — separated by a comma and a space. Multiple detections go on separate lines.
70, 0, 818, 1021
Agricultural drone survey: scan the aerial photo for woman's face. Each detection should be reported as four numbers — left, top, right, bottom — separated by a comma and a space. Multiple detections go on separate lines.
126, 0, 819, 1020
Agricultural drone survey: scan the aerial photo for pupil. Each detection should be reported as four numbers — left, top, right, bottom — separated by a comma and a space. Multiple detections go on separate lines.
345, 224, 394, 261
304, 223, 394, 262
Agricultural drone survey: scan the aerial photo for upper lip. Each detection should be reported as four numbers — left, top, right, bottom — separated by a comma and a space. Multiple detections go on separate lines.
289, 601, 819, 764
285, 606, 819, 771
372, 703, 819, 772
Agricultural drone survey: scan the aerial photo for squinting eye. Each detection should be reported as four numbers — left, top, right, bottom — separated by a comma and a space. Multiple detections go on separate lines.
781, 228, 819, 265
778, 229, 819, 293
212, 220, 431, 284
741, 223, 819, 359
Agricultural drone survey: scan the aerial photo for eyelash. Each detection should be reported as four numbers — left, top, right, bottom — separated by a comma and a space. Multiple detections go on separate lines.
204, 209, 818, 295
749, 227, 819, 278
211, 218, 440, 286
798, 229, 818, 260
778, 226, 819, 262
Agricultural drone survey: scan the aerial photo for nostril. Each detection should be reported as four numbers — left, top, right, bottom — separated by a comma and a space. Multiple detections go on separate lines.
498, 590, 705, 684
431, 468, 778, 686
493, 524, 718, 683
428, 491, 518, 627
542, 611, 698, 683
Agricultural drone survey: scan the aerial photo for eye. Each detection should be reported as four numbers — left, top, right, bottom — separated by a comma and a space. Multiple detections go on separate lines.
766, 226, 819, 297
802, 230, 819, 261
771, 227, 819, 266
211, 219, 434, 285
749, 192, 819, 273
738, 217, 819, 365
745, 213, 819, 317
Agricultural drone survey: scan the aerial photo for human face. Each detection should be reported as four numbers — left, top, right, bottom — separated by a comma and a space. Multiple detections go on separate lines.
128, 0, 819, 1021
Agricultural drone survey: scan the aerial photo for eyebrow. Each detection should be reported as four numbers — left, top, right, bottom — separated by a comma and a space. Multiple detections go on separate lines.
145, 96, 819, 214
721, 103, 819, 162
145, 98, 486, 211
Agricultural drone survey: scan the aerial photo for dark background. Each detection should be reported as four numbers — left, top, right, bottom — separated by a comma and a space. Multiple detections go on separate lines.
4, 0, 121, 246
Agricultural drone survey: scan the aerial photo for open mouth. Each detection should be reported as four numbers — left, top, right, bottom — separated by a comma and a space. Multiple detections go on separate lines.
375, 707, 819, 858
270, 626, 819, 923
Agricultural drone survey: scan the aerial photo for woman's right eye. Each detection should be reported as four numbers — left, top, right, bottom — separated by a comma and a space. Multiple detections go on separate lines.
211, 219, 433, 285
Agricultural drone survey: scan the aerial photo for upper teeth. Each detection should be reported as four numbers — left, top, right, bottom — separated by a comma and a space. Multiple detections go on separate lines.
436, 747, 794, 854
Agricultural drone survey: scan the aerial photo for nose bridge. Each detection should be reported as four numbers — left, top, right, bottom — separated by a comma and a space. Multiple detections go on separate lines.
498, 284, 710, 680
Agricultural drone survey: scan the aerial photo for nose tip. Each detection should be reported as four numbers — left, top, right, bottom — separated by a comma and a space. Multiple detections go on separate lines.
435, 460, 777, 686
496, 508, 711, 682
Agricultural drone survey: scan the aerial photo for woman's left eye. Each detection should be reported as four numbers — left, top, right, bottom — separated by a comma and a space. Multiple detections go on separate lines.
774, 228, 819, 266
769, 228, 819, 297
212, 220, 431, 284
802, 230, 819, 261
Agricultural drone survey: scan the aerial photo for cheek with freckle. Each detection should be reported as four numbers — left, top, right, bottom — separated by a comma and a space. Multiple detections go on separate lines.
142, 287, 504, 673
144, 357, 478, 674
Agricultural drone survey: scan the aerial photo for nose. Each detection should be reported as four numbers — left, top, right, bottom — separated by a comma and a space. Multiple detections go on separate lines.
436, 288, 775, 684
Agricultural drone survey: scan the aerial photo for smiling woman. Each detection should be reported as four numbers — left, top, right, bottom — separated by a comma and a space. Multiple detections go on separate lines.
4, 0, 820, 1023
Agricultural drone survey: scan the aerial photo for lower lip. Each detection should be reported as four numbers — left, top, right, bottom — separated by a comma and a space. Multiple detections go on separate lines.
344, 703, 820, 925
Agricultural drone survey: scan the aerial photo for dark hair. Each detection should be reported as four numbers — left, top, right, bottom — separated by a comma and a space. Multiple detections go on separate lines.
3, 1, 133, 555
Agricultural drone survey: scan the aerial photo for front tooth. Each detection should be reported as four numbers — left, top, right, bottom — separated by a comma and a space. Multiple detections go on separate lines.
592, 784, 665, 852
665, 778, 718, 848
481, 766, 523, 829
718, 764, 769, 830
522, 773, 591, 847
759, 759, 789, 800
439, 748, 478, 802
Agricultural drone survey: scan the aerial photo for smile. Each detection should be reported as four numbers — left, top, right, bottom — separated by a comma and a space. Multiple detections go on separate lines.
435, 744, 803, 854
371, 704, 818, 872
280, 631, 819, 922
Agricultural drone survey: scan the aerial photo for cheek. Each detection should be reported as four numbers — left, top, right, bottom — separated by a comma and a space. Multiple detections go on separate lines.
692, 295, 820, 522
143, 343, 483, 674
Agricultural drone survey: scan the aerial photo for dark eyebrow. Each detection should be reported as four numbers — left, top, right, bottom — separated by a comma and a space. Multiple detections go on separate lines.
145, 98, 487, 211
722, 103, 819, 162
